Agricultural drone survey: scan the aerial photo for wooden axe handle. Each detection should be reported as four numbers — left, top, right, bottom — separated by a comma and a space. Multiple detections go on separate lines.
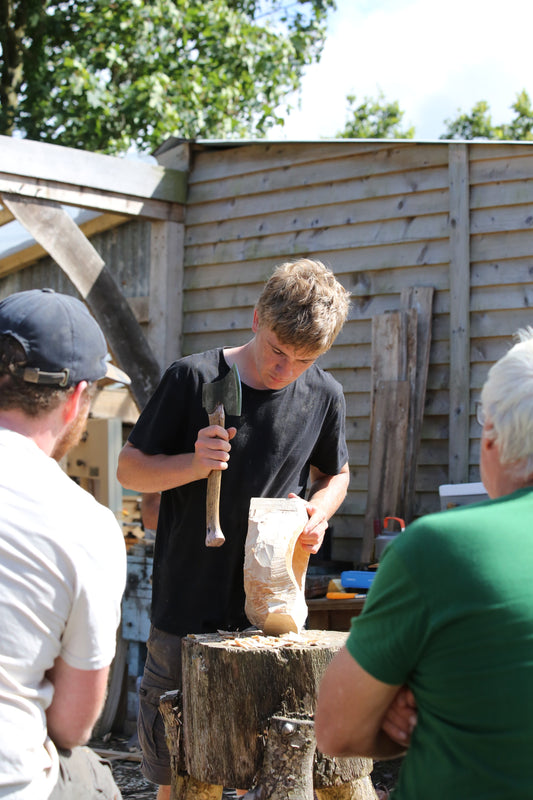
205, 402, 226, 547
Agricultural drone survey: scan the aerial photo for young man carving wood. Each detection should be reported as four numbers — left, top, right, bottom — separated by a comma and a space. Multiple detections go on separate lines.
117, 258, 351, 799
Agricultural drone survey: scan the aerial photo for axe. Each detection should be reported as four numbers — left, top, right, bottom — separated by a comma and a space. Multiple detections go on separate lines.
201, 363, 242, 547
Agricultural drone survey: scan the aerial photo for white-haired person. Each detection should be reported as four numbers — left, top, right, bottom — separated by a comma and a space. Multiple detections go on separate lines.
316, 328, 533, 799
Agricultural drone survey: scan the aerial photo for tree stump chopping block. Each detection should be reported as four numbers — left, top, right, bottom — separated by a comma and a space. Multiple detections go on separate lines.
174, 630, 376, 798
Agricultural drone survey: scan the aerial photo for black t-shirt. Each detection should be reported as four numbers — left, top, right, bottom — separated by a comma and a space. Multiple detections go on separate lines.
129, 348, 348, 635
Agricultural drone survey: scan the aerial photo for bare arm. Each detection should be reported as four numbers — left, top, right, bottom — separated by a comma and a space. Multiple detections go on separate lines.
315, 646, 406, 760
116, 426, 237, 493
45, 656, 109, 750
381, 685, 417, 747
292, 462, 350, 553
140, 491, 161, 531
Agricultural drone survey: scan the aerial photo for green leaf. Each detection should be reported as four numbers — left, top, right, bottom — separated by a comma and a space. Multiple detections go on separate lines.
0, 0, 334, 151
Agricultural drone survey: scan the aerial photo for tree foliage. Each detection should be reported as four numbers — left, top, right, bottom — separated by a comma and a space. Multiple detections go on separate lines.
336, 90, 414, 139
440, 100, 494, 140
0, 0, 335, 153
335, 88, 533, 143
441, 90, 533, 141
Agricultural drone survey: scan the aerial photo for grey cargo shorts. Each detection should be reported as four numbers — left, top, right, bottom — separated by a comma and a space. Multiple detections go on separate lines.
137, 625, 183, 787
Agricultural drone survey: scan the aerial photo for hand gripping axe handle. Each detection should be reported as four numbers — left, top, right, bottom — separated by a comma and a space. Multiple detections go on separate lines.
201, 363, 242, 547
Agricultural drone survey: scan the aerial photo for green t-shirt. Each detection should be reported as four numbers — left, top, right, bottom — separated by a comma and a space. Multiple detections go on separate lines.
347, 488, 533, 799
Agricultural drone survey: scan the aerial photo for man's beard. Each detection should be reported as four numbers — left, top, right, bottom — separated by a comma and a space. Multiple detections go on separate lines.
52, 397, 90, 462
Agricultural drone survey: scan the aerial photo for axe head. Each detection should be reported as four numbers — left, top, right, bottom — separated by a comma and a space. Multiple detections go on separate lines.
202, 363, 242, 416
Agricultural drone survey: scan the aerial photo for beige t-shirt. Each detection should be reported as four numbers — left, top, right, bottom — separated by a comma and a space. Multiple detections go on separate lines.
0, 429, 126, 798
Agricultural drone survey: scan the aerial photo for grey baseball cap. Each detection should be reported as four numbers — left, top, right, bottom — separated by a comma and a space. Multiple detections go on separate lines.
0, 288, 130, 387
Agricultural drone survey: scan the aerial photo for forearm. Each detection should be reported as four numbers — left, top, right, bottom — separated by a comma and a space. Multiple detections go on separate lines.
381, 685, 418, 750
296, 464, 349, 552
360, 730, 408, 761
316, 647, 403, 761
318, 729, 406, 761
47, 713, 95, 751
46, 659, 109, 750
117, 444, 204, 493
308, 463, 350, 519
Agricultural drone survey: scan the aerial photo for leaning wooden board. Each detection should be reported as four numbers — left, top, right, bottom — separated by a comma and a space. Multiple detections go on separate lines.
362, 308, 417, 563
400, 286, 434, 522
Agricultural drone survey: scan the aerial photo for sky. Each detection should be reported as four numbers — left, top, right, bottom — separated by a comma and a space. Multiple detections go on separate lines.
267, 0, 533, 141
2, 0, 531, 253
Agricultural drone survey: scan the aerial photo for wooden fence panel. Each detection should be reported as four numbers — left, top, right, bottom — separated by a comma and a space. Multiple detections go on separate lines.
3, 139, 533, 562
182, 139, 533, 562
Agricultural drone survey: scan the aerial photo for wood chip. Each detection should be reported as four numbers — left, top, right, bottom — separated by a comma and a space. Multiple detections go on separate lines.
214, 631, 321, 649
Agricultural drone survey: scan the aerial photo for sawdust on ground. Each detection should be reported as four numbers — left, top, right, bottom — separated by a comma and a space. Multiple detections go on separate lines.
92, 735, 402, 799
90, 735, 156, 800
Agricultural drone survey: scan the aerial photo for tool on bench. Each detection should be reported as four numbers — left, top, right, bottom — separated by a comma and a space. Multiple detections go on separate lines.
340, 570, 376, 591
374, 515, 405, 559
201, 363, 242, 547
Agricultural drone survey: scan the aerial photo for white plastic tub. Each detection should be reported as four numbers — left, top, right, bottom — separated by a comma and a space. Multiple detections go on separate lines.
439, 482, 489, 511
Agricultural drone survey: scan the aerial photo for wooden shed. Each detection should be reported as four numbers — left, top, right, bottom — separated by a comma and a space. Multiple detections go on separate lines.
1, 135, 533, 563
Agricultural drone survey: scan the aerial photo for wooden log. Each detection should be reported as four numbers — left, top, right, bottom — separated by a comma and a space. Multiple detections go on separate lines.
159, 689, 183, 800
160, 690, 223, 800
174, 776, 222, 800
314, 782, 377, 800
180, 630, 374, 794
244, 497, 309, 634
314, 752, 377, 800
241, 715, 316, 800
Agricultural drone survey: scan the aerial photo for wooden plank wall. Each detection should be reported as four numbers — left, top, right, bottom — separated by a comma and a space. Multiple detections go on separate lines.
468, 143, 533, 477
182, 139, 533, 562
184, 141, 451, 560
2, 139, 533, 562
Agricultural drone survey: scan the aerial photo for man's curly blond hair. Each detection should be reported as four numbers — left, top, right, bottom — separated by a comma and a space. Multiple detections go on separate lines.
255, 258, 351, 354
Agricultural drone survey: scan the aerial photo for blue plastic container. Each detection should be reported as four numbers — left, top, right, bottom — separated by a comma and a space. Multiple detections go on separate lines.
340, 570, 376, 590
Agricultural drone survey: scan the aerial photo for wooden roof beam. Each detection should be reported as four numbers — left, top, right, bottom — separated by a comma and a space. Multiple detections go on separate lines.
0, 211, 130, 279
0, 135, 187, 205
0, 173, 184, 222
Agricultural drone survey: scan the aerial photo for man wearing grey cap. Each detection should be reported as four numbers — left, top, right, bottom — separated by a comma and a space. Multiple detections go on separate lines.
0, 289, 129, 799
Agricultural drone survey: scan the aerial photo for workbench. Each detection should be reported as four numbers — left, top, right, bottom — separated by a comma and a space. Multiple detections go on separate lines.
306, 595, 366, 631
